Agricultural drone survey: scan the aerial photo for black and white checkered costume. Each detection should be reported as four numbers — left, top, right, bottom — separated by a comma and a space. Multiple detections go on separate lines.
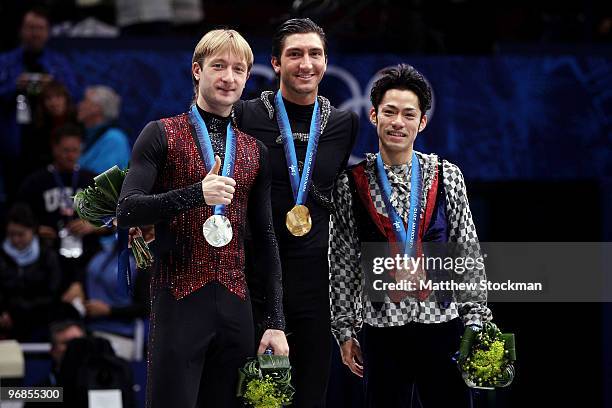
329, 152, 492, 344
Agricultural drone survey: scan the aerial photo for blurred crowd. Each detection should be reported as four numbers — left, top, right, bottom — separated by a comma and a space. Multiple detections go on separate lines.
0, 7, 148, 404
0, 1, 610, 55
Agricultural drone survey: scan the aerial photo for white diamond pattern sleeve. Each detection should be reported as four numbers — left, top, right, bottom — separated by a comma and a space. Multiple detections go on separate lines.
329, 171, 363, 345
443, 160, 493, 327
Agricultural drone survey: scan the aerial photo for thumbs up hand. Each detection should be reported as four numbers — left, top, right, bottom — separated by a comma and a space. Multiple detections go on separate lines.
202, 155, 236, 206
209, 155, 221, 175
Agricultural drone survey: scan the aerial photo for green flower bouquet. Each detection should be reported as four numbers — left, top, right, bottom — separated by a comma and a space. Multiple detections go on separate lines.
237, 353, 294, 408
457, 322, 516, 389
73, 165, 153, 269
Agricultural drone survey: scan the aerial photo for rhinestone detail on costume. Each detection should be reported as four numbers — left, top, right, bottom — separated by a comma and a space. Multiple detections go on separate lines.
152, 113, 260, 300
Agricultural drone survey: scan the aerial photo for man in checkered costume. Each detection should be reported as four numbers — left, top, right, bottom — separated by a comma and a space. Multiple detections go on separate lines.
329, 64, 492, 407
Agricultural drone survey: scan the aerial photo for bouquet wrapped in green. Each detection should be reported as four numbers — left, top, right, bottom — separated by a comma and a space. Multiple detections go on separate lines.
73, 165, 153, 269
457, 322, 516, 389
237, 353, 294, 408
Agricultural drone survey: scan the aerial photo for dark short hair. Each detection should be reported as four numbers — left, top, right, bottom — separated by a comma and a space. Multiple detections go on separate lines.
370, 64, 432, 115
22, 6, 51, 24
49, 320, 85, 345
271, 18, 327, 59
51, 123, 83, 145
7, 203, 37, 229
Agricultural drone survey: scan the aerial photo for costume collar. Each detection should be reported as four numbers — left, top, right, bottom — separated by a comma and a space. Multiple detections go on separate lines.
260, 90, 331, 134
365, 151, 439, 197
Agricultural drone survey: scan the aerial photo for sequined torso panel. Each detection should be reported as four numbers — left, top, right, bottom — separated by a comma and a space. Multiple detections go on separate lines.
153, 113, 260, 299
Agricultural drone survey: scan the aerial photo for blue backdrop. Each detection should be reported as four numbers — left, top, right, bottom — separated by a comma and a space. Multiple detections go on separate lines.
56, 39, 611, 184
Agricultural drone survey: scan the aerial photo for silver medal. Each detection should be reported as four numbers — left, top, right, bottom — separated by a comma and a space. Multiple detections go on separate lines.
203, 214, 233, 247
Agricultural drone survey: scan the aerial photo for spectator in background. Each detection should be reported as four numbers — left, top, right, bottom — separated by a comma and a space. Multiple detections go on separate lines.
59, 335, 136, 408
0, 7, 78, 196
24, 320, 86, 408
29, 319, 136, 408
22, 80, 78, 173
0, 204, 62, 341
84, 237, 150, 360
77, 85, 131, 174
16, 124, 100, 302
115, 0, 204, 36
48, 320, 86, 385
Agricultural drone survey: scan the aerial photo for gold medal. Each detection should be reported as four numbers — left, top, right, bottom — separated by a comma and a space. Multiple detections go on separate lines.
285, 205, 312, 236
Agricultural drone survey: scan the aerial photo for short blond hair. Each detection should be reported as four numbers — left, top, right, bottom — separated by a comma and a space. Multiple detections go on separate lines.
192, 29, 254, 94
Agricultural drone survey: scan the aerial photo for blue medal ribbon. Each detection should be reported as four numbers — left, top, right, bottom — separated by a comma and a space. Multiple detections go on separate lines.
190, 105, 237, 216
117, 229, 132, 295
274, 90, 321, 206
375, 152, 422, 256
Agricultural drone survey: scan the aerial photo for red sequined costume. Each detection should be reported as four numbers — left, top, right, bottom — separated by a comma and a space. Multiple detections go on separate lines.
153, 113, 257, 300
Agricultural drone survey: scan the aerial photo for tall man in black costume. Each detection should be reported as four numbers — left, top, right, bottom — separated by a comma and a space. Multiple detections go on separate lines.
235, 18, 358, 408
117, 29, 288, 407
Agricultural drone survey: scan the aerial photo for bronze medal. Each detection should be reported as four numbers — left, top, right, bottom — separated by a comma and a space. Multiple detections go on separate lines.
285, 205, 312, 236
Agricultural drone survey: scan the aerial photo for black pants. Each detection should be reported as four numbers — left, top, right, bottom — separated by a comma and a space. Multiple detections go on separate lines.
362, 319, 471, 408
147, 282, 254, 408
250, 248, 332, 408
